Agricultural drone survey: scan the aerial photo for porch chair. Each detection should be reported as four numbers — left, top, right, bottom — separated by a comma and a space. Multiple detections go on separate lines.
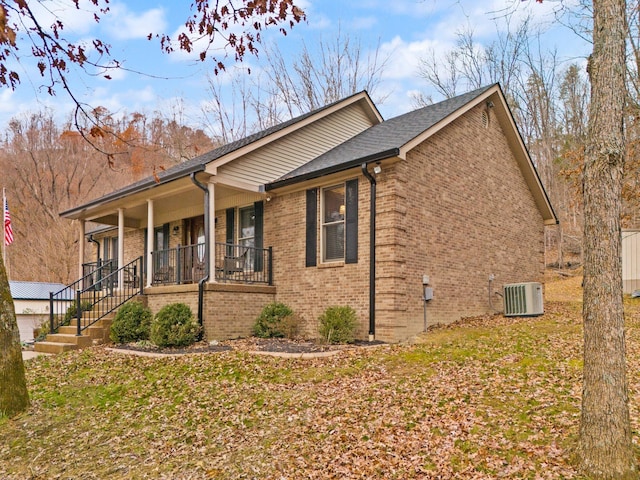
152, 265, 174, 285
192, 261, 206, 282
122, 266, 138, 287
222, 249, 247, 280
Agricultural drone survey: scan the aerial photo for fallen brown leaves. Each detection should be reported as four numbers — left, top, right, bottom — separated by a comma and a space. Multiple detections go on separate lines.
2, 275, 639, 479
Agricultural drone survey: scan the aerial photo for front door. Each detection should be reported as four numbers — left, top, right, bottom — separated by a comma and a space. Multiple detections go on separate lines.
184, 216, 205, 282
151, 223, 171, 284
238, 206, 255, 270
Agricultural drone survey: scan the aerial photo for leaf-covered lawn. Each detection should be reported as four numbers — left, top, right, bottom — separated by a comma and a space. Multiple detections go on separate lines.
2, 275, 640, 479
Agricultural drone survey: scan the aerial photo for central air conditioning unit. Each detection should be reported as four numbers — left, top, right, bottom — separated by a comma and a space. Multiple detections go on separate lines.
503, 282, 544, 316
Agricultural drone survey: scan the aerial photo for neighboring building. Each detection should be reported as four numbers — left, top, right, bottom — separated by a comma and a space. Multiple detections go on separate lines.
622, 230, 640, 294
9, 281, 67, 342
60, 84, 557, 343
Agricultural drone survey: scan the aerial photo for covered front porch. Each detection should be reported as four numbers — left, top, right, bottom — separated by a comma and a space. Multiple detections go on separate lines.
81, 241, 272, 288
69, 170, 272, 290
149, 241, 272, 286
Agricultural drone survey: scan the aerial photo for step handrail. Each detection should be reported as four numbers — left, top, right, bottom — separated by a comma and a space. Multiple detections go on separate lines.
49, 257, 144, 336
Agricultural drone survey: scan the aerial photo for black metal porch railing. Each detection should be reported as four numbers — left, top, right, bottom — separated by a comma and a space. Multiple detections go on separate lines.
215, 242, 272, 284
49, 257, 144, 335
151, 242, 272, 286
81, 259, 115, 290
151, 243, 205, 286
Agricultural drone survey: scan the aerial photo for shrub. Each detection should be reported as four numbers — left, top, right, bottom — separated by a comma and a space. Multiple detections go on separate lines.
110, 301, 153, 344
35, 318, 50, 342
318, 306, 358, 344
279, 313, 302, 339
63, 299, 93, 325
150, 303, 201, 348
253, 302, 294, 338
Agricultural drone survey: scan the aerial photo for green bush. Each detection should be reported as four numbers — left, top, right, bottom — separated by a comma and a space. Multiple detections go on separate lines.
279, 313, 302, 339
110, 301, 153, 344
35, 318, 50, 342
150, 303, 201, 348
63, 300, 93, 325
253, 302, 294, 338
318, 306, 358, 344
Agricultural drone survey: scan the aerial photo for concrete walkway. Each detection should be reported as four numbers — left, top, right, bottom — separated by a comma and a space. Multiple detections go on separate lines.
22, 350, 51, 361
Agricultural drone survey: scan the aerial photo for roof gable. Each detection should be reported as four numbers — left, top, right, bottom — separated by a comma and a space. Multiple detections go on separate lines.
267, 84, 557, 225
267, 85, 495, 187
61, 91, 382, 219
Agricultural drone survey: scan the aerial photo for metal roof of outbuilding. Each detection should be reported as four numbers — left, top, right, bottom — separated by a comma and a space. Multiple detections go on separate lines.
9, 281, 67, 300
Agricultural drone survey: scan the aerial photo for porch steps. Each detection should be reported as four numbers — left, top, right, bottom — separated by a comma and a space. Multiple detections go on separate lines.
34, 313, 116, 355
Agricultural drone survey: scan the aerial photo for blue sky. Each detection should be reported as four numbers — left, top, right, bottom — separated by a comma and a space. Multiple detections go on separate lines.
0, 0, 590, 133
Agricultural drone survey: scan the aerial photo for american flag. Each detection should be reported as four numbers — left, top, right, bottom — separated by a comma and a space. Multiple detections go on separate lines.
4, 196, 14, 246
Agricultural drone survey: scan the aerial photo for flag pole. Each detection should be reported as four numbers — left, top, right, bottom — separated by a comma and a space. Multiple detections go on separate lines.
2, 187, 6, 269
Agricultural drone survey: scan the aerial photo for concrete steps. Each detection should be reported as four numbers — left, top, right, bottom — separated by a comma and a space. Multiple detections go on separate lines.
34, 312, 115, 355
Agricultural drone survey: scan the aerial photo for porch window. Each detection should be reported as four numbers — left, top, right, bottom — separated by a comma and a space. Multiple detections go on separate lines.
322, 184, 345, 262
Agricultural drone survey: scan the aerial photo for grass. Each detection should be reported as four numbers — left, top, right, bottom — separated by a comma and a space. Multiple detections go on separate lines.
1, 273, 639, 478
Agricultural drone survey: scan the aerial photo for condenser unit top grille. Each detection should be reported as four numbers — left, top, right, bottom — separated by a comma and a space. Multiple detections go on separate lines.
503, 282, 544, 316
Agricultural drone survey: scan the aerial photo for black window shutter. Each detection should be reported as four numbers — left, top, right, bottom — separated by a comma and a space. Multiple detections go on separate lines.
306, 188, 317, 267
345, 179, 358, 264
226, 208, 235, 256
162, 223, 170, 249
254, 201, 264, 272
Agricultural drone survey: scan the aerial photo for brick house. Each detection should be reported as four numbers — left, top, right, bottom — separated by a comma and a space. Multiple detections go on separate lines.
60, 84, 556, 343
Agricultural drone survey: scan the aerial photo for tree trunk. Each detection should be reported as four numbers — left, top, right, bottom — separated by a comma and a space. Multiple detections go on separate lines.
0, 250, 29, 417
579, 0, 637, 477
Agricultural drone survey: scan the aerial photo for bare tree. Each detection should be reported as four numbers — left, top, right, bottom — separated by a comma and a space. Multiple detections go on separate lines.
261, 28, 389, 117
200, 30, 390, 142
579, 0, 636, 476
0, 112, 120, 283
416, 18, 529, 103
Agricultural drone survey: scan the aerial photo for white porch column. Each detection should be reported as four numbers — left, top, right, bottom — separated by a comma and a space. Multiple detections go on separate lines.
208, 181, 216, 283
118, 208, 125, 288
146, 200, 154, 288
78, 220, 85, 279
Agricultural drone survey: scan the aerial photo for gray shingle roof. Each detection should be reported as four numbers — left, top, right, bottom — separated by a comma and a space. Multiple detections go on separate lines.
60, 91, 372, 217
267, 84, 496, 189
9, 281, 68, 300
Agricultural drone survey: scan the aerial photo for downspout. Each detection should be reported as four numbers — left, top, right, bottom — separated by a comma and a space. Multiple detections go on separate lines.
361, 163, 376, 341
190, 173, 209, 331
88, 234, 101, 289
88, 234, 100, 265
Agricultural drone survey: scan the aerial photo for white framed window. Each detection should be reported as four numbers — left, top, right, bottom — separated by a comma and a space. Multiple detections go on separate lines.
321, 184, 346, 262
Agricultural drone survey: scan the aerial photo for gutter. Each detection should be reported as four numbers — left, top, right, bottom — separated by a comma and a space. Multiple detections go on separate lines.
361, 163, 377, 341
60, 164, 206, 218
190, 172, 210, 332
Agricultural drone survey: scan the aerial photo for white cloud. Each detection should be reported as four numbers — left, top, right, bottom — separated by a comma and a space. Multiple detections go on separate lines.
0, 89, 16, 114
103, 3, 168, 40
84, 85, 159, 118
25, 0, 101, 37
379, 35, 448, 81
351, 16, 378, 30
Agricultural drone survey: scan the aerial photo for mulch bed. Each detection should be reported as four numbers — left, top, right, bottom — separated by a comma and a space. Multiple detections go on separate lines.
111, 337, 386, 355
